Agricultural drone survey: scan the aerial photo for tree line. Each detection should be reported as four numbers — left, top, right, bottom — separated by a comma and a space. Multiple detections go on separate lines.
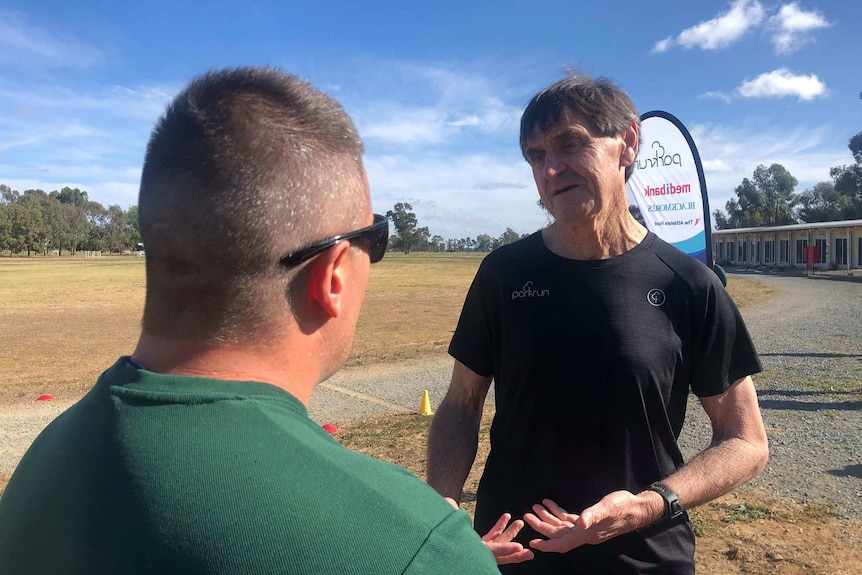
0, 185, 139, 256
0, 188, 530, 258
714, 93, 862, 228
385, 202, 530, 253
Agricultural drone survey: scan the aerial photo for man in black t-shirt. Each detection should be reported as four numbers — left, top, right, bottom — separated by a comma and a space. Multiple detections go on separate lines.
427, 74, 769, 574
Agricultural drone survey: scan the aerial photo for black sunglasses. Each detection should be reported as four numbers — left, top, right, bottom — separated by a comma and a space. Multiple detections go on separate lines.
281, 214, 389, 267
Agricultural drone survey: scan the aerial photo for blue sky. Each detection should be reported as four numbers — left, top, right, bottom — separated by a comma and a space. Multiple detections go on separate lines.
1, 0, 859, 239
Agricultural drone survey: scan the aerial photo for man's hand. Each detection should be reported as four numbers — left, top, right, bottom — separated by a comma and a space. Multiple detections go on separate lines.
524, 493, 654, 553
481, 513, 534, 565
444, 499, 533, 565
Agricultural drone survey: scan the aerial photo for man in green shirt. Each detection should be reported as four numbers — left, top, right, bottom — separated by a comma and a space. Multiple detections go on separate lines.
0, 67, 508, 574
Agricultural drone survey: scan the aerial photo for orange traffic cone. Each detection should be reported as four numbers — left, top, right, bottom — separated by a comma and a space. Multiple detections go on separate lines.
418, 390, 434, 416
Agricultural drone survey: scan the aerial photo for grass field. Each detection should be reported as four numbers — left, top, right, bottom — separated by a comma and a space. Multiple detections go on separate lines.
0, 252, 486, 403
0, 252, 772, 404
7, 253, 860, 574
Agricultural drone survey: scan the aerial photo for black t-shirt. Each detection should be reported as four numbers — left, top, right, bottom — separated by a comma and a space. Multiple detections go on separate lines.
449, 231, 761, 574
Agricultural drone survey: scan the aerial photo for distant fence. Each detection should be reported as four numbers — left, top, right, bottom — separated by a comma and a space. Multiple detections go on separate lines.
84, 251, 102, 259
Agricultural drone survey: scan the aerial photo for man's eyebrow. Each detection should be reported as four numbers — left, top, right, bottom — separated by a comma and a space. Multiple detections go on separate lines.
525, 126, 589, 151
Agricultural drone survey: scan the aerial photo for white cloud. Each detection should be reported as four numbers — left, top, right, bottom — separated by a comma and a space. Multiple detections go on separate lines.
688, 122, 852, 219
652, 0, 765, 52
473, 182, 528, 191
652, 37, 674, 53
0, 80, 170, 208
360, 108, 451, 145
0, 84, 176, 122
700, 69, 827, 102
0, 10, 100, 67
355, 63, 522, 149
701, 158, 734, 172
768, 3, 831, 54
364, 152, 545, 239
700, 91, 734, 103
736, 68, 827, 101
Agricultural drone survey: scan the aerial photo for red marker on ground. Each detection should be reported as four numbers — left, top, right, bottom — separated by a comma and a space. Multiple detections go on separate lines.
37, 394, 54, 401
322, 423, 338, 434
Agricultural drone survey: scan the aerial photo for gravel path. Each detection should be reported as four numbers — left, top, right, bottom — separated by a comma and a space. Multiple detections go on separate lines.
678, 270, 862, 519
3, 271, 860, 519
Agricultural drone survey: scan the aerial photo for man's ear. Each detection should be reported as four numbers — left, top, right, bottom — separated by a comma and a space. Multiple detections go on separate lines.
620, 120, 639, 168
307, 240, 353, 319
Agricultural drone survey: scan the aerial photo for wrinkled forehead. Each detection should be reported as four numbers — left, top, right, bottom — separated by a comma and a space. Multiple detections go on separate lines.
523, 110, 600, 148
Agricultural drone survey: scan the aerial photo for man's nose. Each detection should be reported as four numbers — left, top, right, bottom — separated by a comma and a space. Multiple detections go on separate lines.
543, 151, 566, 179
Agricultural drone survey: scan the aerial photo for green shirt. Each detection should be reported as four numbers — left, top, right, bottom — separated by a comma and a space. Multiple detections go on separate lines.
0, 359, 499, 574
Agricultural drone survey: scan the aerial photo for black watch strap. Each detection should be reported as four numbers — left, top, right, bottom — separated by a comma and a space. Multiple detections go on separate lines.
645, 482, 684, 522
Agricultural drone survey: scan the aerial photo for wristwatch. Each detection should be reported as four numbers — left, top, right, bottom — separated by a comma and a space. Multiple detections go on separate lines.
645, 482, 685, 522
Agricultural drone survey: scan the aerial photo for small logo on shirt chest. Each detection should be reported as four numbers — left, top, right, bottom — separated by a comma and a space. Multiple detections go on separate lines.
512, 281, 550, 300
647, 289, 666, 306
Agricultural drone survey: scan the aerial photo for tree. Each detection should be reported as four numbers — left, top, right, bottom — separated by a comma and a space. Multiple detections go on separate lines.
475, 234, 493, 252
50, 187, 90, 209
720, 178, 764, 228
127, 205, 141, 246
19, 190, 54, 256
57, 203, 89, 255
797, 182, 847, 223
715, 164, 799, 228
751, 164, 798, 226
498, 228, 520, 246
6, 203, 34, 256
712, 209, 730, 230
386, 202, 426, 253
105, 205, 130, 253
0, 202, 11, 255
824, 91, 862, 219
84, 202, 109, 251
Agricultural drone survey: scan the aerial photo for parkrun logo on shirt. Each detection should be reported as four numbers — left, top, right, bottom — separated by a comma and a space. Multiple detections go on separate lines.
512, 280, 550, 300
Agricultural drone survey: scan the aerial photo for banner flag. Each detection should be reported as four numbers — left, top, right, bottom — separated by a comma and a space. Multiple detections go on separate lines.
626, 111, 712, 266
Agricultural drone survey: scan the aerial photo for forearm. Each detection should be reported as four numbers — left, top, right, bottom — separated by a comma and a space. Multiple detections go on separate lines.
657, 376, 769, 511
426, 398, 482, 503
660, 434, 768, 510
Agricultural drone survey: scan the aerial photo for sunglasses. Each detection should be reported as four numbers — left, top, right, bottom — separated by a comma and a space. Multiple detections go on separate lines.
281, 213, 389, 267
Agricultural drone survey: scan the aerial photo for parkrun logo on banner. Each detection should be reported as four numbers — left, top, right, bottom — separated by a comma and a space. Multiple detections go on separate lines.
644, 182, 692, 196
512, 281, 550, 300
636, 141, 682, 170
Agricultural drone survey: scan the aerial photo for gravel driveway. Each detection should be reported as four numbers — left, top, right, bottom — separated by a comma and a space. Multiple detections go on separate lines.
3, 271, 860, 518
678, 271, 862, 519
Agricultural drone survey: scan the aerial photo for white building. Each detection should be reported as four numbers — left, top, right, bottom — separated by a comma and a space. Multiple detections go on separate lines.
712, 219, 862, 271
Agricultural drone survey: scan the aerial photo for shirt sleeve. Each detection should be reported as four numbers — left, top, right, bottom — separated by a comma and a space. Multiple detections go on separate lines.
688, 276, 762, 397
402, 510, 500, 574
448, 263, 495, 378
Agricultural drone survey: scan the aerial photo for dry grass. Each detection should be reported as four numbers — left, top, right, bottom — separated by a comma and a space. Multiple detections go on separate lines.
349, 252, 485, 366
0, 257, 145, 403
0, 253, 484, 403
0, 252, 768, 403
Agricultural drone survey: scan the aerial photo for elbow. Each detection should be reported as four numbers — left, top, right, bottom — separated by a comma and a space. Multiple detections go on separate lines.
747, 435, 769, 479
754, 438, 770, 476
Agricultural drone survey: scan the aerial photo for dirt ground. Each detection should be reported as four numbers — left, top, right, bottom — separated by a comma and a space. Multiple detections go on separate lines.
337, 412, 862, 575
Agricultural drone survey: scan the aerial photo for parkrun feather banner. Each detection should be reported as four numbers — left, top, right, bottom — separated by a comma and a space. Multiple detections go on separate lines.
626, 111, 712, 266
